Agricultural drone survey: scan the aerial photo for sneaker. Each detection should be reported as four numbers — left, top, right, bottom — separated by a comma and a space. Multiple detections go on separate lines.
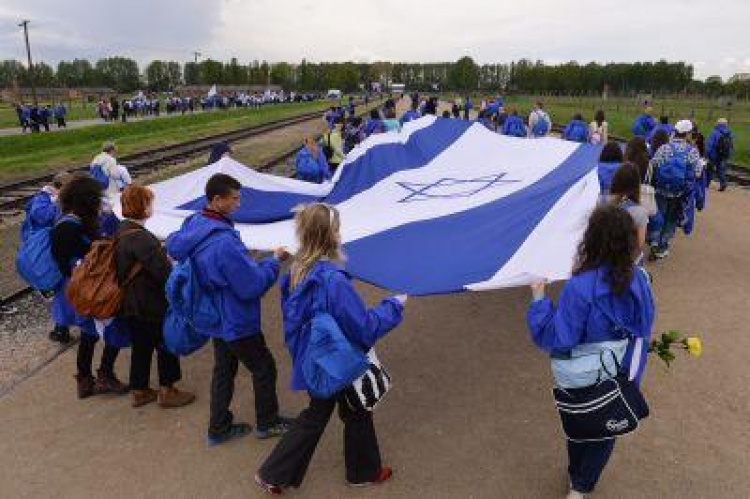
566, 489, 586, 499
651, 248, 670, 260
346, 466, 393, 487
254, 474, 284, 496
132, 388, 158, 408
719, 184, 727, 192
207, 423, 252, 447
158, 386, 196, 408
94, 370, 129, 395
254, 417, 294, 440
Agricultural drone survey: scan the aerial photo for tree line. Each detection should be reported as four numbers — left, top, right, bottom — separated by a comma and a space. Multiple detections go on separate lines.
0, 55, 747, 98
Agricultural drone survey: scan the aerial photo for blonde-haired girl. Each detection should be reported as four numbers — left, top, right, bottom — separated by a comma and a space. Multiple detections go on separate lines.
256, 203, 407, 494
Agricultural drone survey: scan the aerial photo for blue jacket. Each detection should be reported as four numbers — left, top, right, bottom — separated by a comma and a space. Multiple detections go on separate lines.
501, 115, 526, 137
527, 267, 655, 383
632, 114, 656, 137
20, 190, 59, 242
280, 261, 403, 392
706, 124, 733, 162
562, 119, 589, 142
400, 109, 420, 124
648, 123, 673, 141
596, 162, 621, 195
165, 212, 280, 341
295, 147, 331, 184
363, 119, 384, 136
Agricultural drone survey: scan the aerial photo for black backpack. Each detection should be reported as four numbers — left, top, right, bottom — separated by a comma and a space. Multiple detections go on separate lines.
715, 132, 732, 161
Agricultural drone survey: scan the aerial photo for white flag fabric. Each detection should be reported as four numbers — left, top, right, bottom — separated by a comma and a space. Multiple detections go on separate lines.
132, 116, 603, 295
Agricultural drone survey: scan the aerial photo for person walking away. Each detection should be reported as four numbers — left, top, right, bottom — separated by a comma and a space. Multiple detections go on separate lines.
381, 107, 401, 132
29, 105, 41, 133
595, 141, 624, 198
589, 110, 608, 144
40, 105, 51, 132
115, 185, 195, 409
363, 109, 384, 137
501, 108, 527, 137
463, 96, 473, 120
165, 173, 292, 445
562, 114, 589, 143
400, 100, 421, 125
527, 205, 655, 499
256, 203, 406, 494
624, 137, 650, 182
607, 163, 649, 259
632, 107, 656, 138
528, 102, 551, 138
54, 102, 67, 128
295, 138, 331, 184
50, 175, 128, 398
647, 119, 702, 260
91, 141, 131, 202
706, 118, 734, 192
647, 116, 673, 142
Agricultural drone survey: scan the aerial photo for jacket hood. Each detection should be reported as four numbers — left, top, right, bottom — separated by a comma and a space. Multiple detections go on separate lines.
165, 212, 236, 261
282, 261, 342, 337
590, 267, 654, 339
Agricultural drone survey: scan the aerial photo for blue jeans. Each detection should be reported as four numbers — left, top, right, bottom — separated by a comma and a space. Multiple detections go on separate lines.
568, 439, 616, 493
653, 194, 682, 252
715, 160, 728, 188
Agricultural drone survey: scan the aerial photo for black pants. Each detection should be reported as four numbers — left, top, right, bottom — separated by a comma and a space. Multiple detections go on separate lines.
209, 334, 279, 434
77, 334, 119, 378
127, 318, 181, 390
56, 117, 66, 128
259, 395, 381, 487
567, 439, 616, 493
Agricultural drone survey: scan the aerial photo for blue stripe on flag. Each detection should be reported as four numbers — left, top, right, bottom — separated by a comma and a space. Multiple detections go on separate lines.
342, 143, 602, 295
326, 118, 473, 204
178, 187, 321, 223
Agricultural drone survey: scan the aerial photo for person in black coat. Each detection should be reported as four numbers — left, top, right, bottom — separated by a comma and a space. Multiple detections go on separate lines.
115, 184, 195, 408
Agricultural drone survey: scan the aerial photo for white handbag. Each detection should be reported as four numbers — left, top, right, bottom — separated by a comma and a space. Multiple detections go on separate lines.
640, 163, 658, 217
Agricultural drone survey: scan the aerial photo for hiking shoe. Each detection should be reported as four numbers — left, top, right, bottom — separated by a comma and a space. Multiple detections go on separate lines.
132, 388, 158, 408
49, 327, 72, 344
719, 184, 727, 192
254, 417, 294, 440
254, 474, 284, 496
207, 423, 252, 447
158, 386, 196, 408
346, 466, 393, 487
75, 374, 96, 399
651, 248, 670, 260
94, 370, 129, 395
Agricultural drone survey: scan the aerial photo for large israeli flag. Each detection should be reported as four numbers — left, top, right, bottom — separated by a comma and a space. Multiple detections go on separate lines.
138, 116, 603, 295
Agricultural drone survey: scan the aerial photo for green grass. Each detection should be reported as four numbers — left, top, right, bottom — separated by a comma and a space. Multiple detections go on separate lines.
445, 93, 750, 167
0, 101, 331, 180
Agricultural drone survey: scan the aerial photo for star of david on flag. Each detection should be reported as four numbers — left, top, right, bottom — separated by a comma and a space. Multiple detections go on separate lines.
132, 115, 603, 295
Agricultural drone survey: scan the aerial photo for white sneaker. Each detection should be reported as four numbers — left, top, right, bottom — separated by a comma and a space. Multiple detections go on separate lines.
566, 490, 586, 499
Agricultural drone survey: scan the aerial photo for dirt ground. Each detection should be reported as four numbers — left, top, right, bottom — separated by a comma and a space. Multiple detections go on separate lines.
1, 102, 749, 498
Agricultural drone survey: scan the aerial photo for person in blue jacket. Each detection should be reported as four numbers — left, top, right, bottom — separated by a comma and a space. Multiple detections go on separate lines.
20, 172, 71, 342
399, 100, 421, 125
166, 173, 292, 446
51, 175, 129, 398
463, 96, 473, 120
526, 205, 655, 499
562, 113, 590, 143
632, 107, 656, 138
706, 118, 734, 192
500, 108, 527, 137
475, 109, 495, 131
256, 203, 406, 494
647, 116, 673, 142
295, 137, 331, 184
596, 141, 625, 198
363, 108, 384, 137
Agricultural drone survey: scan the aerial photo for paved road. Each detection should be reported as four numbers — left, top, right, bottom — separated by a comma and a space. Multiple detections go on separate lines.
0, 182, 748, 498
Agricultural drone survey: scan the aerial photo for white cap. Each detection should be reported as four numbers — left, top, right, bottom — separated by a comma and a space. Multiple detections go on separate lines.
717, 118, 728, 125
674, 119, 693, 134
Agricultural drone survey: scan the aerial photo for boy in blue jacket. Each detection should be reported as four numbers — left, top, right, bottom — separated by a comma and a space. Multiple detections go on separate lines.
632, 108, 656, 138
166, 173, 292, 445
706, 118, 734, 192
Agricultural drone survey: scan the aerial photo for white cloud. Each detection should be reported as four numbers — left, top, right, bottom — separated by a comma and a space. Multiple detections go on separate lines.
0, 0, 747, 79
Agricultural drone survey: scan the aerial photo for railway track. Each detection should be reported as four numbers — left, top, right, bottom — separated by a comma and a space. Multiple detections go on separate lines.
0, 99, 383, 307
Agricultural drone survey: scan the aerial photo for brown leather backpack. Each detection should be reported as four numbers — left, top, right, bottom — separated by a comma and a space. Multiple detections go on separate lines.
66, 229, 141, 320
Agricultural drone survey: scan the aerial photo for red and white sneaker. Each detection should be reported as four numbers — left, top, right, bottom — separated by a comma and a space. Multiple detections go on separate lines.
346, 466, 393, 487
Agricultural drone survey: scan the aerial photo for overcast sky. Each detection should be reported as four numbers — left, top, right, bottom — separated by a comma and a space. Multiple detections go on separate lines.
0, 0, 747, 80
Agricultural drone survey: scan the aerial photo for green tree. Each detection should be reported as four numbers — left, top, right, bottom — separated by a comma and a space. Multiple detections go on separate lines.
95, 56, 140, 92
449, 56, 480, 91
0, 60, 27, 88
184, 62, 199, 85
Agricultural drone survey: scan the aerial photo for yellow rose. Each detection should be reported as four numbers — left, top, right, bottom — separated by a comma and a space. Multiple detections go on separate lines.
685, 337, 702, 358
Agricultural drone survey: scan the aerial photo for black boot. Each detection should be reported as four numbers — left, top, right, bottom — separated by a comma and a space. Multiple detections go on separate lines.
49, 326, 72, 344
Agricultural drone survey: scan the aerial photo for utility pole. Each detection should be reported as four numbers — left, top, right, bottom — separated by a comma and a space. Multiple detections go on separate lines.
18, 20, 37, 105
193, 51, 201, 64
